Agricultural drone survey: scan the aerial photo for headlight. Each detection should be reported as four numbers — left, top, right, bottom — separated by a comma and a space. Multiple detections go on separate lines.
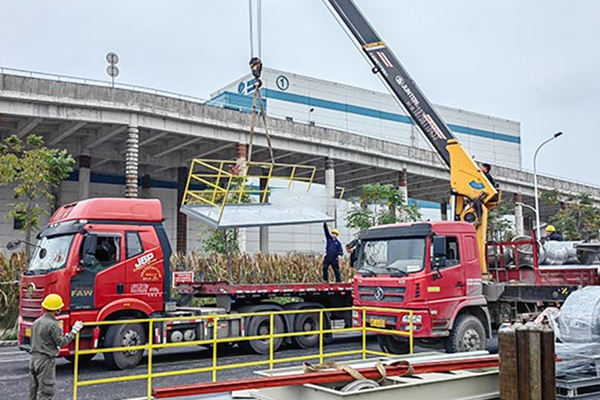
402, 314, 422, 323
352, 310, 359, 318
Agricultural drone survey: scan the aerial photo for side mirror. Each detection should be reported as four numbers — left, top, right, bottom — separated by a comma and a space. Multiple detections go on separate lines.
432, 236, 447, 258
6, 240, 21, 251
431, 236, 446, 279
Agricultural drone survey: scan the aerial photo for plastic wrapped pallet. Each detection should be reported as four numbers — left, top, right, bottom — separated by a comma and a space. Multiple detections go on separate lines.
555, 286, 600, 375
557, 286, 600, 342
543, 241, 570, 265
555, 342, 600, 375
510, 235, 546, 265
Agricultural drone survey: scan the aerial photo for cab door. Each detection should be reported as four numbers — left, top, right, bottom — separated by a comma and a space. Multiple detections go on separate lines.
123, 227, 165, 311
71, 227, 125, 310
425, 235, 466, 331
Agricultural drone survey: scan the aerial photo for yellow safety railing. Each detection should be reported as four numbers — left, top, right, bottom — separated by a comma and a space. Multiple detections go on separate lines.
181, 159, 318, 223
72, 306, 414, 400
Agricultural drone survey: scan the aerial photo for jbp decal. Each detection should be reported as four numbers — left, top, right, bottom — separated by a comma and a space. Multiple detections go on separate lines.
134, 253, 155, 270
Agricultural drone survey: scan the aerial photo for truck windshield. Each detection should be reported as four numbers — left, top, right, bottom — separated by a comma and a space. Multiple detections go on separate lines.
27, 235, 75, 275
357, 237, 426, 276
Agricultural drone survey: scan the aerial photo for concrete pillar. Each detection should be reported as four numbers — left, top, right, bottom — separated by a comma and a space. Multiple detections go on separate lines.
78, 150, 91, 200
514, 193, 525, 236
325, 158, 336, 221
325, 158, 335, 199
176, 166, 188, 253
259, 168, 269, 253
397, 167, 408, 203
440, 202, 448, 221
125, 125, 139, 198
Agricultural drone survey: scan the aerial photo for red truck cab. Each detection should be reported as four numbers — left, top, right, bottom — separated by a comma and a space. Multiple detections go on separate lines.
353, 221, 490, 353
18, 198, 172, 362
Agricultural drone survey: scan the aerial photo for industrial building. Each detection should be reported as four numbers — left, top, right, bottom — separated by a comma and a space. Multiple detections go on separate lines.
208, 68, 522, 170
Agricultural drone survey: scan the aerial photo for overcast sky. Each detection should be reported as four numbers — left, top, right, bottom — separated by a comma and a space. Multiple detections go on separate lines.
1, 1, 599, 186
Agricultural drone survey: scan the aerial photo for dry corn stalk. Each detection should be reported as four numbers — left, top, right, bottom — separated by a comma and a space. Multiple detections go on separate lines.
171, 251, 354, 283
0, 251, 26, 330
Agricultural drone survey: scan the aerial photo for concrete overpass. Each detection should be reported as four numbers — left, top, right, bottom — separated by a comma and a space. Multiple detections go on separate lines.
0, 69, 598, 249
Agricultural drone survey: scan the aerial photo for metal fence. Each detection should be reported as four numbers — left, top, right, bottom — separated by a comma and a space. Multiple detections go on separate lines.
72, 306, 414, 400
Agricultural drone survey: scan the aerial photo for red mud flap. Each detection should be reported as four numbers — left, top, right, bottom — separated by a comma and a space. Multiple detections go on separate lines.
152, 355, 499, 398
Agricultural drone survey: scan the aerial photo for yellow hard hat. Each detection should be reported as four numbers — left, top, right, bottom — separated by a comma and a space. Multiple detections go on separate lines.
546, 225, 556, 232
331, 228, 340, 235
42, 294, 64, 311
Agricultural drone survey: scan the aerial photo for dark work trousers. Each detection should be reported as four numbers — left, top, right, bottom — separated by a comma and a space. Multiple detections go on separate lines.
323, 257, 341, 283
29, 354, 56, 400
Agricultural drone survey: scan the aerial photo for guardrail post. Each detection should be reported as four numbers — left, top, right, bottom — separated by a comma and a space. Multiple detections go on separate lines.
147, 320, 153, 400
73, 333, 80, 400
319, 310, 324, 365
269, 313, 275, 370
362, 308, 367, 359
212, 317, 219, 383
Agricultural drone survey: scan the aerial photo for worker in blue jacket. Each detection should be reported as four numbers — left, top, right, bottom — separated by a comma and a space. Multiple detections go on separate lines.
323, 222, 344, 282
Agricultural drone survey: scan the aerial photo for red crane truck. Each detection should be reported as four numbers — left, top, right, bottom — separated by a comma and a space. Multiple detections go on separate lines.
326, 0, 600, 353
16, 198, 352, 369
351, 222, 599, 353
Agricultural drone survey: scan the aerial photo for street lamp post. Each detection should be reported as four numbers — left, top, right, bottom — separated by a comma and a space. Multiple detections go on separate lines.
533, 131, 564, 239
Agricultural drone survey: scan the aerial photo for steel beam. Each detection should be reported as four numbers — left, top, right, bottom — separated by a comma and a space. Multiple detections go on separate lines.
152, 356, 499, 398
139, 130, 169, 147
15, 117, 43, 138
47, 121, 86, 145
153, 137, 202, 158
85, 125, 127, 147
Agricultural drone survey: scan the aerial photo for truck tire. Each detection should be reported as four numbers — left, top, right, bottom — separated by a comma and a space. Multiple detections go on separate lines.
445, 315, 486, 353
291, 311, 321, 349
240, 314, 285, 355
377, 334, 409, 354
577, 250, 597, 265
103, 322, 146, 370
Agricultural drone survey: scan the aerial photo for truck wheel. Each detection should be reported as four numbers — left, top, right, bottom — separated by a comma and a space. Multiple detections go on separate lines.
240, 314, 285, 355
291, 312, 322, 349
377, 334, 409, 354
445, 315, 486, 353
104, 322, 146, 370
577, 250, 597, 265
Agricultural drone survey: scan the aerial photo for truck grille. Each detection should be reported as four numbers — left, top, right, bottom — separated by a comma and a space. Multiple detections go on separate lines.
20, 285, 45, 322
358, 286, 405, 302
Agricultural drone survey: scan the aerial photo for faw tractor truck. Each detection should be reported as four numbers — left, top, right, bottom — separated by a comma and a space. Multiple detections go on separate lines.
16, 198, 353, 369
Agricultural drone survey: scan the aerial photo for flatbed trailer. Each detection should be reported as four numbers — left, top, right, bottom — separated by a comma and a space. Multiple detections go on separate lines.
177, 281, 353, 308
175, 281, 354, 345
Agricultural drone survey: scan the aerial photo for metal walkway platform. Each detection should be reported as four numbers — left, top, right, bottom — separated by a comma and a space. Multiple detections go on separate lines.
181, 159, 334, 228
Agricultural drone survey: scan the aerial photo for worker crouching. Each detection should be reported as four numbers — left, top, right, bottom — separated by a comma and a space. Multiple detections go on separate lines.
29, 294, 83, 400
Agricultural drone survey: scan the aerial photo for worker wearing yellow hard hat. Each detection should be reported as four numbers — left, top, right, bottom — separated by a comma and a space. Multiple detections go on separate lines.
545, 225, 564, 242
323, 223, 344, 282
29, 293, 84, 400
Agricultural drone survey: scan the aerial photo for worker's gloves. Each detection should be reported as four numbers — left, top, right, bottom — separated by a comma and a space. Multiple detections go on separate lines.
71, 321, 84, 335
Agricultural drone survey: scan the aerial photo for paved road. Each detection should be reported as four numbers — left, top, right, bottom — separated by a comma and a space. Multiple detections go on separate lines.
0, 334, 382, 400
